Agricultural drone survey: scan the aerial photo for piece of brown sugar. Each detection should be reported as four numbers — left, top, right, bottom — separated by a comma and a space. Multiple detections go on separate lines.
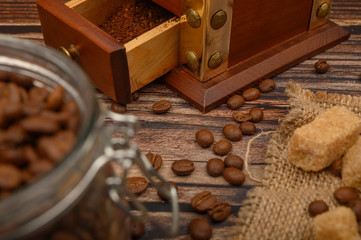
313, 206, 361, 240
342, 136, 361, 191
288, 106, 361, 172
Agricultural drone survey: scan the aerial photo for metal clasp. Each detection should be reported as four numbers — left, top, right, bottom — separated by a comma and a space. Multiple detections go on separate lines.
102, 111, 179, 236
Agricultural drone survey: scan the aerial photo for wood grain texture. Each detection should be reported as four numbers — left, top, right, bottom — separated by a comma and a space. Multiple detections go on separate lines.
229, 0, 313, 67
1, 0, 361, 239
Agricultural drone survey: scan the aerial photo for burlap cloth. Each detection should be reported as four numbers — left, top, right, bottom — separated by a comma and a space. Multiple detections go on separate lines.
231, 82, 361, 240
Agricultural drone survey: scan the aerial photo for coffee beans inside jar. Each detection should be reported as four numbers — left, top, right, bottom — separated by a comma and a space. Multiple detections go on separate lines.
0, 70, 80, 196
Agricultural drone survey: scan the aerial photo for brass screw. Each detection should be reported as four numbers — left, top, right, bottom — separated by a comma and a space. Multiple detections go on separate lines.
186, 8, 201, 28
208, 52, 223, 69
317, 2, 330, 19
185, 51, 199, 72
58, 45, 79, 60
210, 10, 227, 30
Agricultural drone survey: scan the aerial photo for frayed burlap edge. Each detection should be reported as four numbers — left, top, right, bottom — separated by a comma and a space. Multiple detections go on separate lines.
229, 82, 361, 240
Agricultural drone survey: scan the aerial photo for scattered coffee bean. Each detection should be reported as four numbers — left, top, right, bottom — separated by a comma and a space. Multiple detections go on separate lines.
249, 108, 263, 123
171, 159, 194, 176
157, 181, 178, 201
334, 187, 359, 205
226, 95, 244, 110
130, 218, 145, 238
188, 218, 212, 240
224, 155, 244, 170
0, 164, 22, 190
145, 152, 162, 170
223, 167, 245, 186
314, 60, 330, 73
191, 191, 217, 212
239, 121, 257, 135
232, 111, 252, 123
207, 201, 232, 222
195, 129, 214, 148
152, 100, 171, 114
258, 79, 276, 93
308, 200, 329, 216
242, 88, 260, 101
213, 140, 232, 156
206, 158, 225, 177
330, 159, 342, 177
126, 177, 148, 195
132, 91, 140, 101
222, 124, 242, 142
348, 199, 361, 221
111, 102, 126, 113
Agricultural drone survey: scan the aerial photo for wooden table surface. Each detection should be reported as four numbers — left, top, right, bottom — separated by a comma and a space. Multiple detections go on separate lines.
1, 1, 361, 239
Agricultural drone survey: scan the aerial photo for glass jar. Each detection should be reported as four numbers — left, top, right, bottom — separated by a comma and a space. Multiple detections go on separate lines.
0, 35, 178, 240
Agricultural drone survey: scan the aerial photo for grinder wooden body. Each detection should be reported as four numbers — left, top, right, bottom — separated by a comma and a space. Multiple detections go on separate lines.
37, 0, 349, 112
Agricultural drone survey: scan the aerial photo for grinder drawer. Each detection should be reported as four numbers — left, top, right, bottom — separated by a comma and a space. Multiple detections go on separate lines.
37, 0, 180, 104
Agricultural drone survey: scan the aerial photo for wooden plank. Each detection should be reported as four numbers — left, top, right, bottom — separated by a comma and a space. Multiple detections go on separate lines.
125, 19, 180, 93
228, 0, 313, 67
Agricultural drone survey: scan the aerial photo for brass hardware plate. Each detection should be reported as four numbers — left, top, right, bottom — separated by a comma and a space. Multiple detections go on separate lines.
309, 0, 332, 30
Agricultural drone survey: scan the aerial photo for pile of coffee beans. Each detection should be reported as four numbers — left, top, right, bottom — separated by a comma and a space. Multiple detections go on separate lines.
0, 70, 80, 198
308, 186, 361, 221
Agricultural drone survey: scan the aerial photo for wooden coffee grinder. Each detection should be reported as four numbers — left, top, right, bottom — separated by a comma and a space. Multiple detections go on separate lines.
38, 0, 349, 112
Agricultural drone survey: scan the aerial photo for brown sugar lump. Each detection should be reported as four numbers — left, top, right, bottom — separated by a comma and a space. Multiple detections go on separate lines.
288, 106, 361, 172
313, 206, 361, 240
342, 136, 361, 191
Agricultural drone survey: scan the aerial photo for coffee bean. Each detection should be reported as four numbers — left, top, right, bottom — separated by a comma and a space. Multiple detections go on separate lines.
132, 91, 140, 101
239, 121, 256, 135
207, 201, 232, 222
145, 152, 162, 170
348, 199, 361, 221
242, 88, 260, 101
4, 101, 23, 121
223, 124, 242, 142
20, 115, 60, 134
28, 160, 53, 177
249, 108, 263, 123
152, 100, 171, 114
226, 95, 244, 110
29, 86, 48, 103
62, 99, 78, 115
232, 111, 252, 123
195, 129, 214, 148
330, 159, 342, 177
9, 73, 33, 89
334, 187, 359, 205
130, 218, 145, 238
46, 85, 65, 111
308, 200, 329, 216
157, 181, 178, 201
224, 155, 243, 170
7, 82, 22, 102
0, 164, 22, 190
191, 191, 217, 212
126, 177, 148, 195
111, 102, 126, 113
50, 230, 79, 240
223, 167, 245, 185
213, 140, 232, 156
258, 79, 276, 93
314, 60, 330, 73
206, 158, 225, 177
171, 159, 194, 176
188, 218, 212, 240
